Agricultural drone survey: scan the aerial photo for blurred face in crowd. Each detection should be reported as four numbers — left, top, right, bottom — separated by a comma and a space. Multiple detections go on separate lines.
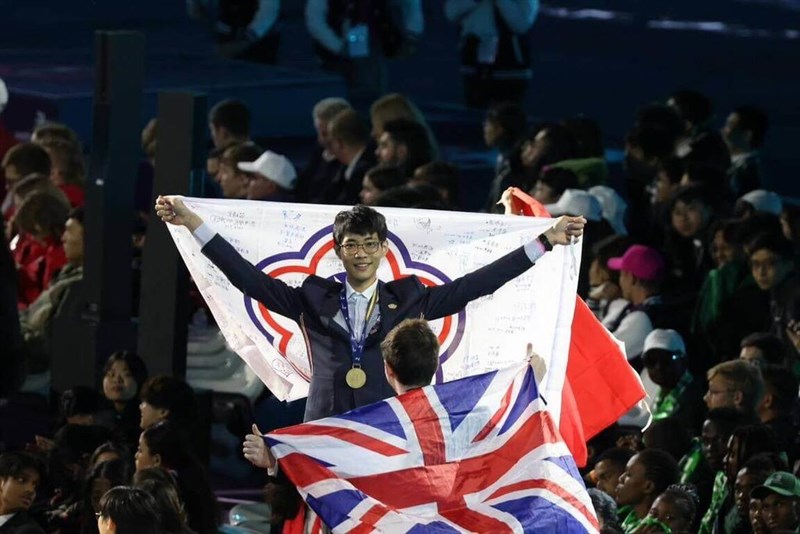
761, 493, 800, 532
618, 270, 635, 301
704, 374, 739, 410
134, 434, 159, 472
644, 350, 684, 390
375, 132, 405, 166
735, 468, 766, 519
90, 476, 113, 513
652, 170, 680, 205
359, 176, 381, 206
0, 468, 40, 514
103, 360, 138, 405
646, 494, 691, 534
750, 498, 768, 534
615, 454, 651, 507
671, 199, 710, 238
314, 117, 332, 150
247, 176, 277, 201
722, 112, 751, 154
592, 459, 626, 497
2, 164, 23, 192
531, 180, 558, 204
139, 401, 168, 430
712, 230, 740, 268
483, 119, 503, 148
62, 217, 85, 265
723, 434, 742, 483
701, 419, 730, 472
521, 129, 549, 168
740, 345, 766, 367
217, 162, 249, 199
749, 248, 792, 291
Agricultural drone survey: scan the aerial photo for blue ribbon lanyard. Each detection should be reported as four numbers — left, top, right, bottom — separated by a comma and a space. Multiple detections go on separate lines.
338, 288, 379, 368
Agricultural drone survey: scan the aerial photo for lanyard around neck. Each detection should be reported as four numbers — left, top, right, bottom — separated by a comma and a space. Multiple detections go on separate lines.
338, 287, 379, 366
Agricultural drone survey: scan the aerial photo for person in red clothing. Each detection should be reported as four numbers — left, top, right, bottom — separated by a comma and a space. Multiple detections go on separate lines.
13, 192, 68, 306
38, 137, 85, 207
1, 142, 51, 221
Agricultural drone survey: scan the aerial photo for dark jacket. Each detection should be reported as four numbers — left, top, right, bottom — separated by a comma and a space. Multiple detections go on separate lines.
0, 512, 45, 534
203, 234, 536, 421
323, 144, 377, 206
296, 147, 344, 204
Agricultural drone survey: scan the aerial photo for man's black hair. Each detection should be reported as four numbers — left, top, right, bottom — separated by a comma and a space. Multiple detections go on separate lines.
209, 99, 250, 138
747, 231, 794, 261
760, 364, 799, 414
705, 406, 751, 436
0, 452, 45, 479
103, 350, 149, 397
594, 447, 636, 470
140, 375, 199, 427
538, 167, 579, 197
68, 206, 84, 225
2, 142, 52, 177
670, 89, 713, 126
380, 319, 439, 388
635, 448, 681, 496
740, 333, 786, 365
98, 486, 161, 534
733, 105, 769, 148
486, 101, 528, 143
332, 205, 388, 245
382, 118, 433, 174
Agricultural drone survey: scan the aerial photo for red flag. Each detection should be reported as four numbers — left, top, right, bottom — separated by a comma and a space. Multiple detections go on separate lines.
509, 188, 645, 466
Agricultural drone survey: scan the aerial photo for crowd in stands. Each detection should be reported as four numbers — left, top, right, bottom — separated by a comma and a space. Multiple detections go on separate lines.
1, 71, 800, 533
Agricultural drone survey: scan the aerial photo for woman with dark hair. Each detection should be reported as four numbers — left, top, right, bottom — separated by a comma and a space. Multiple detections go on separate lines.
520, 123, 577, 187
133, 468, 195, 534
135, 422, 218, 534
79, 459, 134, 534
358, 165, 407, 206
88, 441, 131, 471
100, 351, 148, 449
482, 101, 528, 211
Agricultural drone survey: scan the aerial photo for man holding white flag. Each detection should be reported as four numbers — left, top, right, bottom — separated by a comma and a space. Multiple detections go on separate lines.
155, 196, 585, 422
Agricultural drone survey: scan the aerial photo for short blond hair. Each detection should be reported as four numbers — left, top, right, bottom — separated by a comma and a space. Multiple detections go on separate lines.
707, 359, 765, 413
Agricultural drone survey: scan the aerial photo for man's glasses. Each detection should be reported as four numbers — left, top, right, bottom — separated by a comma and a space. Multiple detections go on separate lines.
339, 241, 381, 255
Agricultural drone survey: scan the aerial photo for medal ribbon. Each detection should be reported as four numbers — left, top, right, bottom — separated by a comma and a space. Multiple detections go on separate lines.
339, 287, 379, 368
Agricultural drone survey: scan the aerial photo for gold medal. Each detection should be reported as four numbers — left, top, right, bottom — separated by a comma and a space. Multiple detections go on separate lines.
346, 366, 367, 389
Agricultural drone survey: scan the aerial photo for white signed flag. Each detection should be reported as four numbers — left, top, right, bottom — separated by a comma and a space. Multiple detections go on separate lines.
167, 198, 582, 422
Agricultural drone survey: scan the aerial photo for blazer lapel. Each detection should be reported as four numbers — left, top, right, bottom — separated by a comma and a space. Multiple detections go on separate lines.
319, 285, 350, 341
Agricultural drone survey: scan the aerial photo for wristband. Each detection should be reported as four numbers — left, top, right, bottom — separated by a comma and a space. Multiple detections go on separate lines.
538, 233, 554, 251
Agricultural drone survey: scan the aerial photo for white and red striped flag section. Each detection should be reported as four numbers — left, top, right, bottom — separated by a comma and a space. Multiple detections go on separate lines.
266, 362, 600, 533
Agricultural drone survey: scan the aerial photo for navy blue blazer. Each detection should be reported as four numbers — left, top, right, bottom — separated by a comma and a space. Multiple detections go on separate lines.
203, 234, 536, 421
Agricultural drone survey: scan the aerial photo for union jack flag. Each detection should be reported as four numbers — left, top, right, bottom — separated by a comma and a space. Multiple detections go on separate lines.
266, 363, 599, 533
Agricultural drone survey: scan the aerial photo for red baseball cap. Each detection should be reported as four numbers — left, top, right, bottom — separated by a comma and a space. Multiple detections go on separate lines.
607, 245, 665, 281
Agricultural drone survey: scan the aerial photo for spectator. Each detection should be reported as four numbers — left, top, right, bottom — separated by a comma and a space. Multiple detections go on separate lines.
521, 124, 577, 192
80, 459, 134, 534
38, 137, 85, 208
373, 182, 448, 210
615, 449, 680, 533
638, 483, 699, 534
217, 143, 264, 199
663, 184, 715, 294
668, 89, 731, 173
733, 455, 782, 534
133, 468, 194, 534
642, 418, 692, 465
586, 234, 634, 322
647, 157, 685, 246
757, 365, 799, 463
95, 486, 161, 534
751, 472, 800, 533
376, 118, 433, 177
680, 162, 732, 214
740, 333, 787, 367
296, 97, 350, 204
530, 167, 579, 206
324, 108, 376, 204
552, 117, 609, 188
410, 161, 460, 209
208, 99, 251, 148
0, 452, 45, 534
136, 422, 218, 534
604, 245, 667, 365
58, 386, 103, 427
238, 150, 297, 202
736, 189, 783, 219
18, 207, 86, 377
705, 359, 764, 418
643, 329, 705, 435
13, 193, 69, 306
1, 142, 51, 221
721, 105, 769, 196
305, 1, 423, 106
748, 232, 799, 345
88, 442, 131, 470
138, 376, 198, 432
11, 172, 69, 211
587, 488, 622, 533
101, 351, 149, 449
482, 102, 527, 211
359, 165, 406, 205
369, 93, 439, 158
31, 121, 80, 146
445, 0, 537, 107
588, 447, 636, 498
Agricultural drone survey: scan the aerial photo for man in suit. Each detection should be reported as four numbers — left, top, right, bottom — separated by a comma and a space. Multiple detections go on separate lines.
324, 109, 376, 205
0, 452, 45, 534
155, 198, 585, 421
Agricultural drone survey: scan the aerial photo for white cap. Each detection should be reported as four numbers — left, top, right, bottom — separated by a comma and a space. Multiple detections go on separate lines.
739, 189, 782, 216
238, 150, 297, 191
589, 185, 627, 235
546, 189, 603, 221
643, 329, 686, 355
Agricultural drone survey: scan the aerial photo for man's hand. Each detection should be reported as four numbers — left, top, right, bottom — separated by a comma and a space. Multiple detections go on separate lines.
526, 343, 547, 384
542, 216, 587, 246
243, 424, 276, 470
155, 195, 204, 232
